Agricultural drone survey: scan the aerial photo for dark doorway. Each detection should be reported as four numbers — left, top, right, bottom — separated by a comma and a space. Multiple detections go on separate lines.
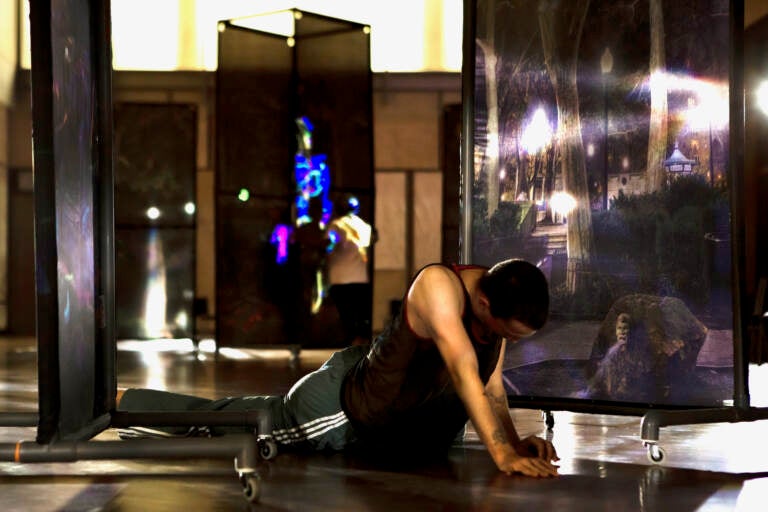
8, 168, 35, 335
114, 103, 197, 340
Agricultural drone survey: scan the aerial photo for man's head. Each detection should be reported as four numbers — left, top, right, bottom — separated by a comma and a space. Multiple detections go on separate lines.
477, 259, 549, 331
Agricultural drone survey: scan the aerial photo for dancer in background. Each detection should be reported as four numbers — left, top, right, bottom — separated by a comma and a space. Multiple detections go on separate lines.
326, 195, 373, 346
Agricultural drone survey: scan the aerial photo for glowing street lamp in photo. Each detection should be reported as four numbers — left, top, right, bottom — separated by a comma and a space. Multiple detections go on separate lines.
685, 88, 727, 184
550, 191, 577, 224
520, 107, 553, 154
600, 47, 613, 211
519, 107, 553, 203
659, 74, 727, 185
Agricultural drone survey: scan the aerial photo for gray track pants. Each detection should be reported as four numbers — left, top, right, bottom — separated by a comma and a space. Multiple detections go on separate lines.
118, 345, 368, 451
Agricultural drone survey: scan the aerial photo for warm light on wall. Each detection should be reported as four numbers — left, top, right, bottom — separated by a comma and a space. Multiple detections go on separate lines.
19, 1, 29, 69
20, 0, 462, 72
111, 0, 180, 70
0, 0, 17, 103
372, 1, 425, 71
756, 80, 768, 117
441, 0, 463, 71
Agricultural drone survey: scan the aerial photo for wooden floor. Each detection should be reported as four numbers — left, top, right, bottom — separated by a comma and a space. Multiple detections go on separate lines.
2, 336, 768, 511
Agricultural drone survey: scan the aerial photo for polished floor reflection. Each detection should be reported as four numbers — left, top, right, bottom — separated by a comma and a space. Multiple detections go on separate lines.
2, 336, 768, 511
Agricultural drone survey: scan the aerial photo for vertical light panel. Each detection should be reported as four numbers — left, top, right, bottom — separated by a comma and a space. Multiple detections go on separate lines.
19, 0, 30, 69
374, 172, 406, 270
413, 172, 442, 270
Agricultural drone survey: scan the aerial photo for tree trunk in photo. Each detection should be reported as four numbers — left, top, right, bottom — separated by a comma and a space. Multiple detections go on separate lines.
538, 0, 594, 294
478, 5, 500, 220
485, 48, 501, 218
526, 154, 536, 199
515, 132, 524, 199
646, 0, 668, 192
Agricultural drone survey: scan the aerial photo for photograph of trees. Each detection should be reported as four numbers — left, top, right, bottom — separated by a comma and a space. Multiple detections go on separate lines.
470, 0, 734, 407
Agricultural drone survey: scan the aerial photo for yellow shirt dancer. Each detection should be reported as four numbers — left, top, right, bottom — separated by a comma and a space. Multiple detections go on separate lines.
327, 195, 373, 346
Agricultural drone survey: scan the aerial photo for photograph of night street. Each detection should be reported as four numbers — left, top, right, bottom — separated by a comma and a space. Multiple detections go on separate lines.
470, 0, 734, 407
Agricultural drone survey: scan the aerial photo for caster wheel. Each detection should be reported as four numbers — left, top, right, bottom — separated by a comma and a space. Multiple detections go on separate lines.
242, 473, 261, 503
645, 443, 666, 464
259, 438, 278, 460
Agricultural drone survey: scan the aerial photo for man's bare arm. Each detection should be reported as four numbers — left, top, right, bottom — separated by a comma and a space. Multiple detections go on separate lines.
485, 340, 559, 464
408, 267, 557, 477
484, 340, 521, 446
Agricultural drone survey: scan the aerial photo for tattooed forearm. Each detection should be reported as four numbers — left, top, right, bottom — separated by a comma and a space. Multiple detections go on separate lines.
486, 390, 518, 446
486, 391, 509, 410
491, 428, 510, 445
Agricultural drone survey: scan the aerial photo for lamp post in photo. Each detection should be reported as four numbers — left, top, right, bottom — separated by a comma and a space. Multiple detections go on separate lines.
685, 90, 728, 185
708, 119, 715, 185
601, 48, 613, 210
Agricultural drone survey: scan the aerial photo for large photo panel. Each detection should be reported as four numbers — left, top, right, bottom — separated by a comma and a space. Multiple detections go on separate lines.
469, 0, 734, 408
30, 0, 113, 442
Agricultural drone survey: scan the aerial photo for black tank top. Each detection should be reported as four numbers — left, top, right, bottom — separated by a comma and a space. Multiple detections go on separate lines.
341, 263, 502, 455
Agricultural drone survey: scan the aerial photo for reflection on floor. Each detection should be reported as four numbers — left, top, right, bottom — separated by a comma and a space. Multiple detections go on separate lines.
2, 336, 768, 511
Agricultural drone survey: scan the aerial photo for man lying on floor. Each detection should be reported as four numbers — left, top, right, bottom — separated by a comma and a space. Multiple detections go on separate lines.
118, 258, 560, 478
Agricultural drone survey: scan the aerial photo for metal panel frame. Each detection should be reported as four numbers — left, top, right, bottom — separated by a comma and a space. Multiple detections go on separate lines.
461, 0, 768, 452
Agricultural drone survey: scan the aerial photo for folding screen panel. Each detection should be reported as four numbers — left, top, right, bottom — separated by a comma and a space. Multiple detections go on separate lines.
30, 0, 114, 442
464, 0, 743, 411
442, 104, 462, 264
23, 5, 274, 490
216, 11, 373, 348
744, 15, 768, 364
